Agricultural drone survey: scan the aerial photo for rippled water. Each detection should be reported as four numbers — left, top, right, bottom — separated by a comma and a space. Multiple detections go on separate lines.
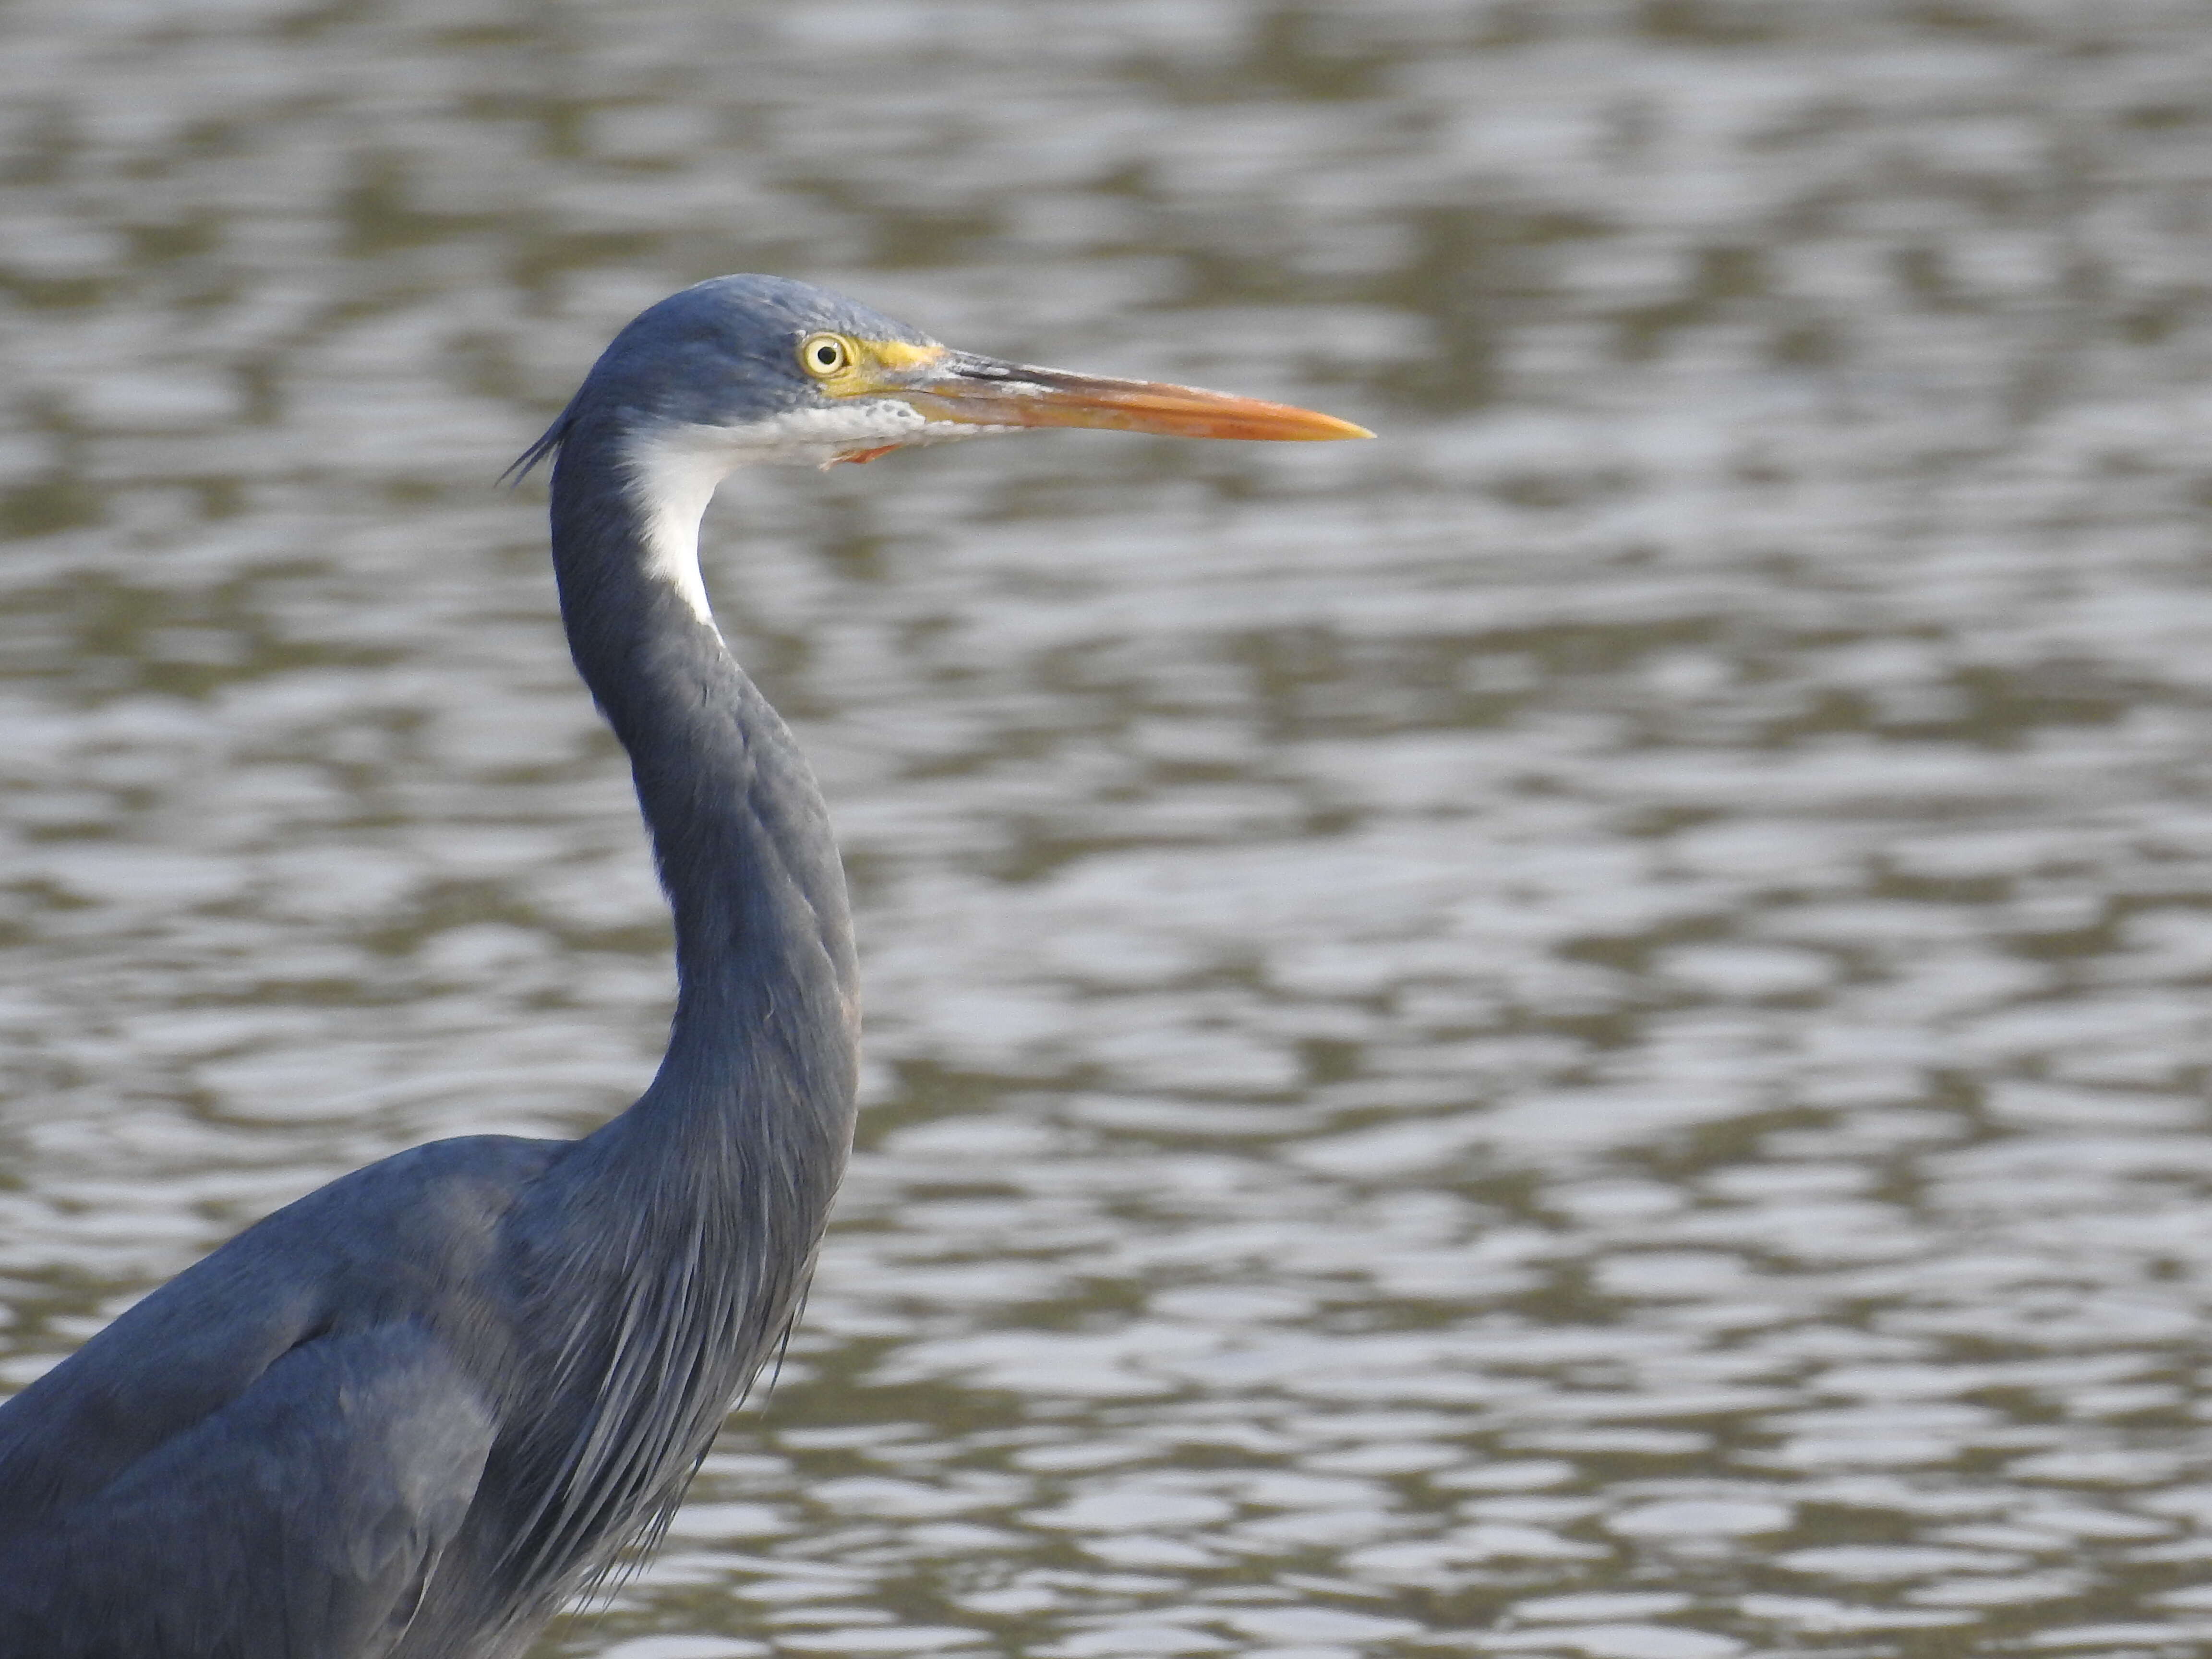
10, 0, 2212, 1655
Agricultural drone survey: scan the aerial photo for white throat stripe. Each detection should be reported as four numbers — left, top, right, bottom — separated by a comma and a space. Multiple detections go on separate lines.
623, 432, 726, 627
622, 407, 1010, 626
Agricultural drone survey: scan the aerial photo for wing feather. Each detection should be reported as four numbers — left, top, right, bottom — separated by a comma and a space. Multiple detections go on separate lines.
0, 1323, 494, 1659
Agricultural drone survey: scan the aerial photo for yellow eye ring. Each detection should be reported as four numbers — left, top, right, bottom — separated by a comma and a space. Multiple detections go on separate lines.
799, 333, 855, 377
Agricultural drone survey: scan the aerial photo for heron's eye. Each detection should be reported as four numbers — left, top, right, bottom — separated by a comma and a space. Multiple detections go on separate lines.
800, 334, 855, 378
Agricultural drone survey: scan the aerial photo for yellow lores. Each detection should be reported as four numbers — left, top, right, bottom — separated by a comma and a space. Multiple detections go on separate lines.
798, 331, 945, 392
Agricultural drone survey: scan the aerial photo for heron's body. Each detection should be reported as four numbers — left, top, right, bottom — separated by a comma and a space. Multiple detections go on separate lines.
0, 276, 1364, 1657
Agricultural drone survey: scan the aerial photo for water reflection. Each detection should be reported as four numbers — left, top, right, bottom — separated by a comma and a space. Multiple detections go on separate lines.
8, 0, 2212, 1655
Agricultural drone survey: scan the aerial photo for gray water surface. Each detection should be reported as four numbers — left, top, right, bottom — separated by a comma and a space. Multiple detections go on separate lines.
7, 2, 2212, 1656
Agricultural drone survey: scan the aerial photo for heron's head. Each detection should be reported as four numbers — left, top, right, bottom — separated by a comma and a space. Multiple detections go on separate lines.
529, 274, 1370, 480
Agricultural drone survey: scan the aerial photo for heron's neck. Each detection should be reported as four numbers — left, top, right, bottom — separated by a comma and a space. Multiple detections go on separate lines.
545, 412, 859, 1201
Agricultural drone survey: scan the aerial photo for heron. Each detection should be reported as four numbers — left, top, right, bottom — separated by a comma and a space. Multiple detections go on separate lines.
0, 275, 1368, 1658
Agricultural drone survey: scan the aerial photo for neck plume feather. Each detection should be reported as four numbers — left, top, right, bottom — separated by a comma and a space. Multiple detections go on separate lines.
502, 407, 861, 1599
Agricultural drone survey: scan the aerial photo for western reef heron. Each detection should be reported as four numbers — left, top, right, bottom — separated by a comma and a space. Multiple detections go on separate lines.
0, 275, 1369, 1658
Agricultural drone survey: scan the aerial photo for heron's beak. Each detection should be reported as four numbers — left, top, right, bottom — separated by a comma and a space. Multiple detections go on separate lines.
873, 348, 1372, 443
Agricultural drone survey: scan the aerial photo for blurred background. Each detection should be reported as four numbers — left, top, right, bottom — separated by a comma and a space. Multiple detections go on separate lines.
7, 0, 2212, 1655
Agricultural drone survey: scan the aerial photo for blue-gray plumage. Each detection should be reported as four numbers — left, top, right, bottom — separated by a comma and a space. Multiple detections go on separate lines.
0, 275, 1367, 1658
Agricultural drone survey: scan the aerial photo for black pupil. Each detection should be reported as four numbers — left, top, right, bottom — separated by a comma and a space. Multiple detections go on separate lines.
814, 344, 838, 366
